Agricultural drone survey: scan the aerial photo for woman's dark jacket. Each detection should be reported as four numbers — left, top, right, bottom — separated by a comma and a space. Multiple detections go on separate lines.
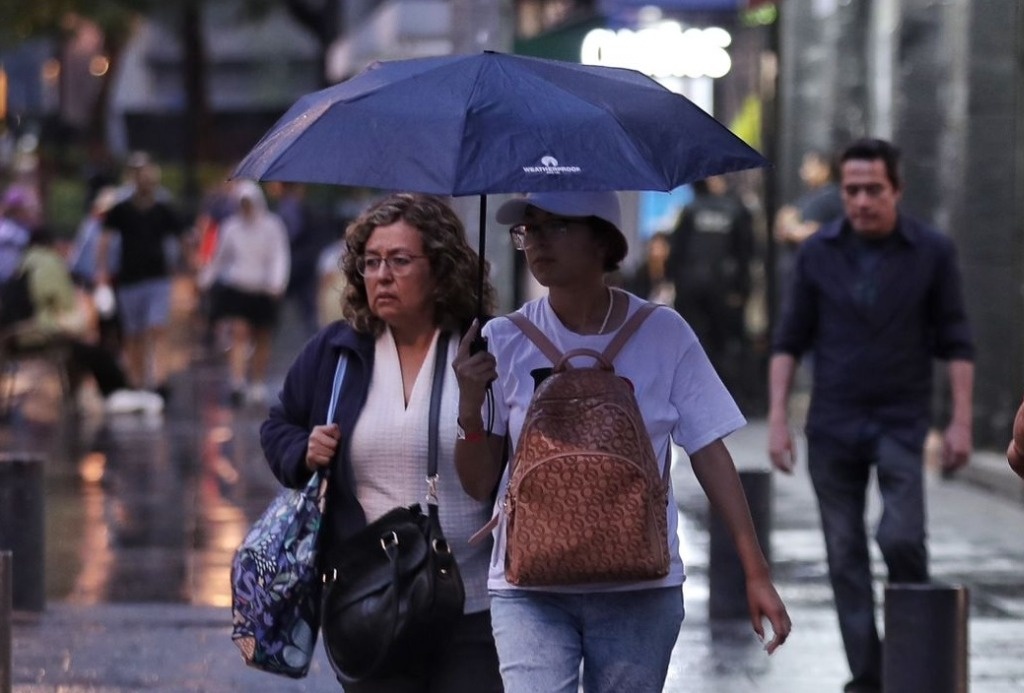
260, 321, 375, 563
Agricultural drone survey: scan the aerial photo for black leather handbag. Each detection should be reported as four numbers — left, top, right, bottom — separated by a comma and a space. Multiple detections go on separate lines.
320, 333, 465, 683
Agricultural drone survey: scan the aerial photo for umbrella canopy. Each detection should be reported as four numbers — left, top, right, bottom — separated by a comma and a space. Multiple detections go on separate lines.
234, 51, 767, 195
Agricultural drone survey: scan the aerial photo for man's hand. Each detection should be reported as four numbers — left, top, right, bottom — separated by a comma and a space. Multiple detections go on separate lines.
942, 420, 971, 474
768, 420, 796, 473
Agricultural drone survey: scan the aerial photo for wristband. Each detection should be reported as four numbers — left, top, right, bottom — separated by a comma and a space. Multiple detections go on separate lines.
460, 430, 485, 443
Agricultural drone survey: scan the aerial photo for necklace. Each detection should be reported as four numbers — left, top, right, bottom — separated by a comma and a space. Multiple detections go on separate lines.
597, 287, 614, 335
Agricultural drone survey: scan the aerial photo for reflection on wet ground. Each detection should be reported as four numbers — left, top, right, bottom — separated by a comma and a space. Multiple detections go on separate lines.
0, 289, 298, 608
1, 355, 277, 608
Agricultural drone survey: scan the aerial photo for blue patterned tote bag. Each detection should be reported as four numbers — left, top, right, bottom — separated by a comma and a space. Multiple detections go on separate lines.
230, 354, 347, 678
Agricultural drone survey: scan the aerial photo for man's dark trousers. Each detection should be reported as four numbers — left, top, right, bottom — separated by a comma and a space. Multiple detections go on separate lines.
807, 428, 928, 688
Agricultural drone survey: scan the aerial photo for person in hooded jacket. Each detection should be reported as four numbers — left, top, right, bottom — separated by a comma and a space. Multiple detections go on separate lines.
200, 181, 290, 406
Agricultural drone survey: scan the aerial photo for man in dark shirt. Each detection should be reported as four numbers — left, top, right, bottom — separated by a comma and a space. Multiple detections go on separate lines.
767, 138, 974, 693
97, 162, 187, 400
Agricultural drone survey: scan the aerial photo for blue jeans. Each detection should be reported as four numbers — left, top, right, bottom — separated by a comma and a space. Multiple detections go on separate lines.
489, 587, 684, 693
808, 430, 928, 689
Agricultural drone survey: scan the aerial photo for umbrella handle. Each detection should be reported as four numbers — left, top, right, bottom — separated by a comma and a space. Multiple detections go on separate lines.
477, 194, 487, 318
473, 193, 488, 356
470, 335, 489, 355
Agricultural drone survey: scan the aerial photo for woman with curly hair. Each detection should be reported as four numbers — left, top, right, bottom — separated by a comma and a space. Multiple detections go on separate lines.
260, 193, 502, 692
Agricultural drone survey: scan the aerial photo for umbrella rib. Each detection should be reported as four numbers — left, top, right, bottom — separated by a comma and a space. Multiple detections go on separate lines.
248, 98, 339, 182
450, 59, 489, 194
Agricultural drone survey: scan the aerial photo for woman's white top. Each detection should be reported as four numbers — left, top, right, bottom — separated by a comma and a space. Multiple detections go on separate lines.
481, 289, 746, 593
349, 327, 494, 613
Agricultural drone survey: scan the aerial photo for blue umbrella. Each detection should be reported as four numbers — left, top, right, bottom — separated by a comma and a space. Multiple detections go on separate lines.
233, 51, 768, 314
236, 51, 764, 194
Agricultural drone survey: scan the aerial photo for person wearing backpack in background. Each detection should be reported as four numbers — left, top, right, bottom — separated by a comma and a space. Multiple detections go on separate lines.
453, 191, 791, 693
68, 186, 123, 356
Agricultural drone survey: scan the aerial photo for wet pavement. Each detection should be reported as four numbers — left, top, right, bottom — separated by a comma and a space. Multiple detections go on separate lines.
6, 280, 1024, 691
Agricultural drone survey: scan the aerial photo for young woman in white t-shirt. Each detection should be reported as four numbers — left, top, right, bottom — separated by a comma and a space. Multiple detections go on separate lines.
453, 190, 791, 693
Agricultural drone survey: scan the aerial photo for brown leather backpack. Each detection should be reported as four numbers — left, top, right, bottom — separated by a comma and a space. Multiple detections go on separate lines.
502, 303, 670, 586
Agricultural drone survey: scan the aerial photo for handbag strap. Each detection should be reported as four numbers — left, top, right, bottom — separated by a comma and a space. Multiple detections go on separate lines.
426, 331, 450, 506
315, 353, 348, 491
327, 352, 349, 425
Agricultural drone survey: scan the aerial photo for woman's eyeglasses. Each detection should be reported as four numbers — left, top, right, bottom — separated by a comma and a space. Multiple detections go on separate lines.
355, 254, 427, 277
509, 219, 574, 251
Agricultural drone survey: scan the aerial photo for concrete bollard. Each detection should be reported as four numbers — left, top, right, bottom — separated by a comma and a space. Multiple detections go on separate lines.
709, 469, 772, 619
883, 583, 969, 693
0, 455, 45, 612
1, 551, 10, 693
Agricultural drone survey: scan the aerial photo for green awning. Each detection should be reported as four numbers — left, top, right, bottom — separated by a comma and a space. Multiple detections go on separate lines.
513, 16, 607, 63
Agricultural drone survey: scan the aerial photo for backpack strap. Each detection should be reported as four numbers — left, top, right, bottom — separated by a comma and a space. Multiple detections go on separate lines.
507, 299, 660, 369
602, 301, 659, 363
600, 299, 671, 485
506, 312, 563, 364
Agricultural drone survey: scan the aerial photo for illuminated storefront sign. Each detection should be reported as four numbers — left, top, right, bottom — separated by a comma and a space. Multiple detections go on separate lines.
580, 22, 732, 79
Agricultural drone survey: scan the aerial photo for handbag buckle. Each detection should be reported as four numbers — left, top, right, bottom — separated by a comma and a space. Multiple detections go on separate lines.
431, 538, 452, 556
380, 530, 399, 551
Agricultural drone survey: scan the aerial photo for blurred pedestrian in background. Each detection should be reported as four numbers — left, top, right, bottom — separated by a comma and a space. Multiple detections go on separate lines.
68, 186, 122, 355
0, 187, 35, 282
7, 225, 163, 416
768, 138, 974, 693
192, 176, 240, 353
260, 193, 502, 692
69, 186, 121, 288
667, 175, 754, 404
269, 182, 321, 337
200, 181, 289, 407
97, 161, 189, 403
3, 146, 45, 230
316, 218, 350, 328
624, 231, 675, 306
773, 149, 843, 304
115, 151, 173, 204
